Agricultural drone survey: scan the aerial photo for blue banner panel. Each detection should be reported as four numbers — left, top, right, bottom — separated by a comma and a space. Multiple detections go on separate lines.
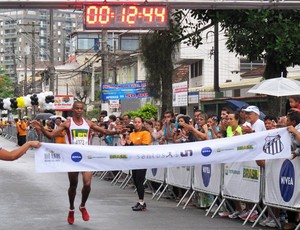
101, 82, 150, 100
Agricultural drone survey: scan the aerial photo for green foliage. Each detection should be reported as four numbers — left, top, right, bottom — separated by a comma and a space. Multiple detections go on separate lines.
174, 9, 300, 79
140, 15, 181, 113
127, 104, 158, 120
0, 69, 14, 98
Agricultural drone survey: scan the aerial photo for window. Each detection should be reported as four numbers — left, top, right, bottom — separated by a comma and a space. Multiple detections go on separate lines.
120, 35, 139, 51
240, 58, 265, 73
190, 60, 203, 78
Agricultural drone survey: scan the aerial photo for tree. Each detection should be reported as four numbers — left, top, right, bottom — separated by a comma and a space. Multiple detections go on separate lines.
178, 9, 300, 78
140, 16, 182, 117
0, 68, 14, 98
127, 104, 158, 120
174, 9, 300, 115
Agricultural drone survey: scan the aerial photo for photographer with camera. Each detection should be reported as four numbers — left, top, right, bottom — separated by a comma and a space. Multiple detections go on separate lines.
159, 110, 176, 144
173, 115, 198, 143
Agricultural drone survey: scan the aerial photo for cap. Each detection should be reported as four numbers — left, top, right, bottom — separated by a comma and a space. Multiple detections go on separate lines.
240, 105, 248, 111
23, 116, 29, 119
243, 105, 260, 115
91, 118, 98, 122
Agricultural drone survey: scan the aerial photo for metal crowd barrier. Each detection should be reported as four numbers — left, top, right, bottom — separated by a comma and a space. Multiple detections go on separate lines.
2, 125, 58, 144
3, 125, 297, 229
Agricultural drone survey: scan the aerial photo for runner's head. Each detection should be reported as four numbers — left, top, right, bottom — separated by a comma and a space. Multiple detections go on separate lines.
72, 101, 85, 118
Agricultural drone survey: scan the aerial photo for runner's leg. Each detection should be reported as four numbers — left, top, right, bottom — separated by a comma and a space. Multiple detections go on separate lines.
80, 171, 93, 207
68, 172, 79, 210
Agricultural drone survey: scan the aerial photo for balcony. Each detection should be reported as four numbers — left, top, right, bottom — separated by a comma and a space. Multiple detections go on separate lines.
3, 42, 17, 47
3, 32, 17, 38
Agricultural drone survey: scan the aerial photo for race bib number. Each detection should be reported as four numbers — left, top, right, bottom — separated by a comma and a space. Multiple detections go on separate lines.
74, 139, 85, 145
72, 129, 89, 145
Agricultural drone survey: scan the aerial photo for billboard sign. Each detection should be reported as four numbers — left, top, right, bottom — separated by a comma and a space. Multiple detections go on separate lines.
101, 82, 150, 100
54, 95, 74, 111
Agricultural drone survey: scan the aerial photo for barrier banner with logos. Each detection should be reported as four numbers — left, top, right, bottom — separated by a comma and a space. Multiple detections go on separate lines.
265, 158, 300, 208
222, 161, 261, 202
146, 168, 165, 183
166, 166, 192, 189
192, 164, 222, 195
35, 128, 290, 173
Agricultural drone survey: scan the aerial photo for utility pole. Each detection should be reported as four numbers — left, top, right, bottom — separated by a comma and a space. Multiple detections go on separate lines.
11, 42, 18, 96
24, 54, 28, 95
31, 21, 36, 93
113, 38, 117, 84
102, 30, 109, 85
24, 44, 30, 95
213, 22, 220, 96
49, 9, 55, 93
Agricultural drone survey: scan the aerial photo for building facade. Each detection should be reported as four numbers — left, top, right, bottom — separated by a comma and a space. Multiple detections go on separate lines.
0, 9, 82, 94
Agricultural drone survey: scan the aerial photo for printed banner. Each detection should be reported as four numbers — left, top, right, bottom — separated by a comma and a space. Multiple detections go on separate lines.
54, 95, 74, 111
146, 168, 165, 183
172, 81, 188, 107
192, 164, 222, 195
35, 128, 291, 173
222, 161, 261, 202
166, 166, 192, 189
101, 82, 149, 100
265, 158, 300, 209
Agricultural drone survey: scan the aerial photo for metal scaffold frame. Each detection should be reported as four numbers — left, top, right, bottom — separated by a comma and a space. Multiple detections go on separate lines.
0, 0, 299, 9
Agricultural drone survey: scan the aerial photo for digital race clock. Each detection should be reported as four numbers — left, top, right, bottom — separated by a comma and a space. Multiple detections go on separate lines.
84, 4, 169, 30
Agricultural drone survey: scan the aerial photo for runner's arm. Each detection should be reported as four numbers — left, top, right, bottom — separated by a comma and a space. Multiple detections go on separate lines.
0, 141, 41, 161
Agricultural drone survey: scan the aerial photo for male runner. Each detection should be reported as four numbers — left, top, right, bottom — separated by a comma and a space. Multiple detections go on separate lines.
32, 101, 122, 225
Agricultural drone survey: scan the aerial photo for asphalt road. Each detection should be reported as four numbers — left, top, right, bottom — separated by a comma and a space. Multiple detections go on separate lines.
0, 137, 268, 230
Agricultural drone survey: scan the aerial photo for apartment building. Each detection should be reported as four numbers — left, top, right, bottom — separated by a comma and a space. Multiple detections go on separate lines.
0, 9, 82, 93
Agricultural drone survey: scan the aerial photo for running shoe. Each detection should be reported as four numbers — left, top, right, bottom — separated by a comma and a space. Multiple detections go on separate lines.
132, 202, 146, 211
67, 210, 75, 225
218, 212, 230, 217
239, 210, 250, 219
228, 211, 240, 219
79, 206, 90, 221
266, 219, 279, 228
259, 216, 273, 226
248, 210, 259, 223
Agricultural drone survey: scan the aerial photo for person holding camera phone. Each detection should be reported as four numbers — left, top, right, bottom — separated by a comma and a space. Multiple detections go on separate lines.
173, 115, 198, 143
159, 110, 176, 144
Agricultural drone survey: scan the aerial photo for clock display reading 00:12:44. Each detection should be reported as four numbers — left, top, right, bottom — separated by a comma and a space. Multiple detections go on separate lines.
84, 5, 168, 30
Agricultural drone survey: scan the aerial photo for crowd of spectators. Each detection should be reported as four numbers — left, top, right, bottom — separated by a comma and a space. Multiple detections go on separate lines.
1, 96, 300, 228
